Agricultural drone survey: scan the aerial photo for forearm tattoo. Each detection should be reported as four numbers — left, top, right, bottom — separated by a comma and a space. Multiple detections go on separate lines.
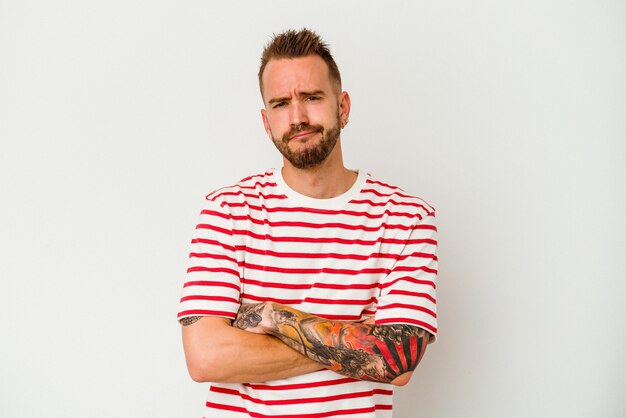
180, 316, 201, 326
233, 304, 265, 329
234, 303, 429, 383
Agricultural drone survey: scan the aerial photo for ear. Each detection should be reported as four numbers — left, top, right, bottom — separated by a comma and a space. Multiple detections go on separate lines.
260, 108, 273, 139
338, 91, 351, 128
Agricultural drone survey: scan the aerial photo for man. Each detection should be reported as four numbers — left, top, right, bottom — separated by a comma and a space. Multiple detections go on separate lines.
179, 28, 438, 417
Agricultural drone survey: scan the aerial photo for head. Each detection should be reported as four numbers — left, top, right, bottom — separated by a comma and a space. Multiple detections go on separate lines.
258, 29, 350, 170
258, 28, 342, 98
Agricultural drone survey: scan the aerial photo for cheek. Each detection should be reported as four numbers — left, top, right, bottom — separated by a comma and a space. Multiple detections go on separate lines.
315, 105, 340, 124
266, 113, 289, 132
308, 108, 332, 126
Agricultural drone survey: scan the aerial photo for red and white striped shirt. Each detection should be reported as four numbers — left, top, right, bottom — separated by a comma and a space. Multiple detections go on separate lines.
179, 168, 438, 417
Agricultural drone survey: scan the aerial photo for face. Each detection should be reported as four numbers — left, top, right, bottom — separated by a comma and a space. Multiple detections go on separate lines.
260, 55, 350, 169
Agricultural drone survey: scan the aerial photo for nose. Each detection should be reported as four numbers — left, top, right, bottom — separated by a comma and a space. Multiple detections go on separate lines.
289, 101, 309, 128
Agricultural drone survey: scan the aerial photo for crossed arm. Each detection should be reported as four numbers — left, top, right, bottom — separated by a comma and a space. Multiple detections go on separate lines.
181, 315, 322, 383
181, 302, 430, 386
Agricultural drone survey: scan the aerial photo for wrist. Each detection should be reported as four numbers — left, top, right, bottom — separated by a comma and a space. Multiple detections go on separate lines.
261, 301, 277, 333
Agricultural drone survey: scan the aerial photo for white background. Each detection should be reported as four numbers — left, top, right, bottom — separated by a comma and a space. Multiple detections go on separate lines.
1, 1, 624, 417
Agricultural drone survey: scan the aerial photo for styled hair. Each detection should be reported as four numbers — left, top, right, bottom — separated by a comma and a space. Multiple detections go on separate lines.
258, 28, 342, 95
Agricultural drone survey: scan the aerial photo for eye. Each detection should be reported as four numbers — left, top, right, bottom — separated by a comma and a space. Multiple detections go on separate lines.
272, 101, 287, 109
307, 96, 320, 102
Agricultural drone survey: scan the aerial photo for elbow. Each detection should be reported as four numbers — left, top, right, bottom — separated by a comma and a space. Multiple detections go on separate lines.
189, 370, 212, 383
185, 351, 211, 382
390, 371, 413, 387
187, 362, 210, 383
189, 370, 206, 383
186, 350, 223, 383
389, 329, 430, 387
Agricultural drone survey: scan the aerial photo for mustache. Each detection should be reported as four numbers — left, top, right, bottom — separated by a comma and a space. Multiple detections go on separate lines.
283, 124, 324, 141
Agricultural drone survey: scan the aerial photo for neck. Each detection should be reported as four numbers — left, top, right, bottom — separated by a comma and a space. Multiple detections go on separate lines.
281, 140, 357, 199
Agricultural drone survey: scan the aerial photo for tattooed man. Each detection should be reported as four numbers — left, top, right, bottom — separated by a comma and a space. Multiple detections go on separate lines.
179, 28, 438, 417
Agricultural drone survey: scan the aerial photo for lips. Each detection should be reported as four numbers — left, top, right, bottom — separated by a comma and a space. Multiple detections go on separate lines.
289, 131, 317, 140
282, 125, 324, 143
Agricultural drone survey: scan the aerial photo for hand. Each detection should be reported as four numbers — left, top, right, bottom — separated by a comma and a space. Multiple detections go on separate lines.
361, 317, 375, 325
233, 303, 272, 334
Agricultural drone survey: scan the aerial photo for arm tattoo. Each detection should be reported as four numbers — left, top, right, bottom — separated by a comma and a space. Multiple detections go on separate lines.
180, 316, 201, 326
233, 303, 429, 383
233, 304, 265, 329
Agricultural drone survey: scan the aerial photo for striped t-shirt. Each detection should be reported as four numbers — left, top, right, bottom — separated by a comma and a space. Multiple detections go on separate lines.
179, 168, 438, 418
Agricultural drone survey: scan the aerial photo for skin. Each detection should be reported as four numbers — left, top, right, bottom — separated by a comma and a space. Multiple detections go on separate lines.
232, 303, 430, 385
181, 55, 430, 386
181, 316, 322, 383
260, 55, 356, 199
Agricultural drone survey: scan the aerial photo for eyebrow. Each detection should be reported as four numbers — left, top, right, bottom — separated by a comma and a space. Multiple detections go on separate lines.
268, 90, 326, 105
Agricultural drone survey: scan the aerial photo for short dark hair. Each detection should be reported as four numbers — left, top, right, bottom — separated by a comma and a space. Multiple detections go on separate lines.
258, 28, 342, 95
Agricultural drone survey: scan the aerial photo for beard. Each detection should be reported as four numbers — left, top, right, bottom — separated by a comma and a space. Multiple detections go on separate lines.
270, 115, 341, 169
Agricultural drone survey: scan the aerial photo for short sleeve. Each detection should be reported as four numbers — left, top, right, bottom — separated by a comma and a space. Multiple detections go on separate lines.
375, 211, 438, 341
178, 198, 242, 322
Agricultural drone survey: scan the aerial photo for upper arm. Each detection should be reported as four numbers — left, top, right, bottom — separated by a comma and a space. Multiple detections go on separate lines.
371, 210, 437, 386
363, 317, 430, 366
178, 200, 241, 381
180, 316, 232, 382
179, 198, 242, 322
375, 210, 438, 338
367, 323, 430, 385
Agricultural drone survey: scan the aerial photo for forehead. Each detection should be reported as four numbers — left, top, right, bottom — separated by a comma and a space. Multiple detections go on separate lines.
261, 55, 334, 98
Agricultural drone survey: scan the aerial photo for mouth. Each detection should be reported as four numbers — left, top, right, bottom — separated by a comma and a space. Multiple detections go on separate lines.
289, 130, 318, 141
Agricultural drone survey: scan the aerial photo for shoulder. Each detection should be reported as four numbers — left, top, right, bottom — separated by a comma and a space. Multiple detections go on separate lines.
362, 173, 436, 219
205, 170, 275, 203
204, 169, 281, 205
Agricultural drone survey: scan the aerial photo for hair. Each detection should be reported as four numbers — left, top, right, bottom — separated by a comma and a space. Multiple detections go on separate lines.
258, 28, 342, 95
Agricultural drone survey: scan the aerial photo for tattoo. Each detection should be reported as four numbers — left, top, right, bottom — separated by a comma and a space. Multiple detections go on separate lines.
233, 303, 265, 329
296, 317, 427, 382
180, 316, 201, 326
234, 302, 429, 383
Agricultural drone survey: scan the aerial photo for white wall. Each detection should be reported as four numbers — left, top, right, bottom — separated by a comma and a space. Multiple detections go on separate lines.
1, 1, 624, 417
